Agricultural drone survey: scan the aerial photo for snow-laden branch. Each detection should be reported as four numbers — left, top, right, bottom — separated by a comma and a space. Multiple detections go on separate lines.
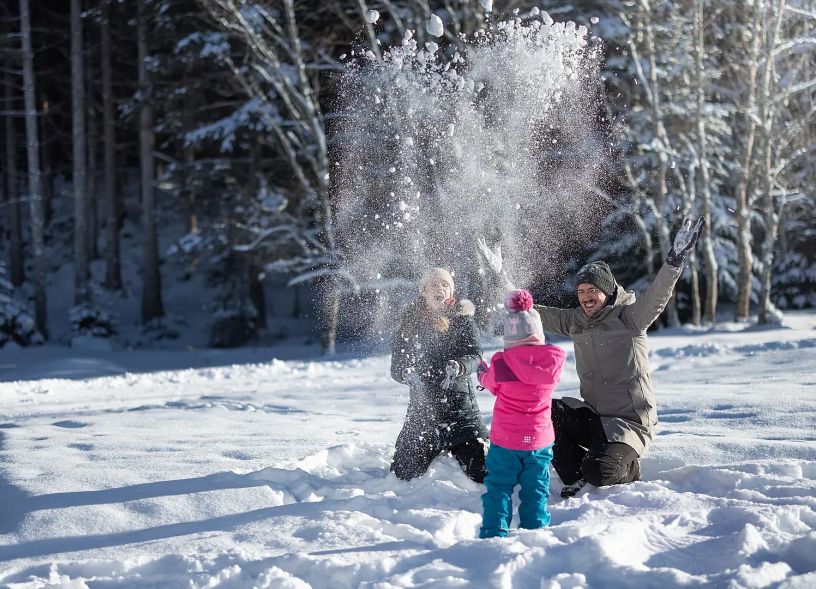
286, 267, 360, 292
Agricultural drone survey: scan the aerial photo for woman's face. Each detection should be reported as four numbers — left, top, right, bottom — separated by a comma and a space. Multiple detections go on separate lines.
421, 277, 453, 310
577, 283, 607, 317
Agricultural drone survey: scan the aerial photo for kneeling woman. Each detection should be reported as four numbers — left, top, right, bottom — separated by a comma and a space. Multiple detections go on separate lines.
390, 267, 488, 483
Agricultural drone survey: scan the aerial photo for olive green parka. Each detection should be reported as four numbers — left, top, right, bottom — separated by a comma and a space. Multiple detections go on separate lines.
534, 262, 682, 455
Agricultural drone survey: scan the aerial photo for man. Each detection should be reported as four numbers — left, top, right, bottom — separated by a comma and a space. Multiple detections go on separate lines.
479, 218, 704, 498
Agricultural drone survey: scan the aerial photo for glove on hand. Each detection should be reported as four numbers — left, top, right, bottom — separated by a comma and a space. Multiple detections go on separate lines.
477, 237, 516, 291
666, 217, 705, 267
440, 360, 461, 390
401, 368, 420, 387
477, 237, 503, 274
476, 360, 488, 384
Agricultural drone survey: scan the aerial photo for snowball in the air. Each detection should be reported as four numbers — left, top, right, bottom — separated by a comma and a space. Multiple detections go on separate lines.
426, 14, 444, 37
366, 9, 380, 24
590, 16, 600, 24
530, 7, 540, 16
480, 0, 493, 12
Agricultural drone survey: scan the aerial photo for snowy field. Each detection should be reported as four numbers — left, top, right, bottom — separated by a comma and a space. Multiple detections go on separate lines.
1, 311, 815, 588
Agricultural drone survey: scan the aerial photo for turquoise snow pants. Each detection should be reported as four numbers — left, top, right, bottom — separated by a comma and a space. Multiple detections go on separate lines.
480, 443, 554, 538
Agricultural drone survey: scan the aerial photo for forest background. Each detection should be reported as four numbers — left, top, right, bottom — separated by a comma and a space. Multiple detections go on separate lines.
1, 0, 814, 353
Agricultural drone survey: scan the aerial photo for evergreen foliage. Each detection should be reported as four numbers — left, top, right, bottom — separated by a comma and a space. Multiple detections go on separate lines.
0, 0, 812, 347
0, 264, 43, 347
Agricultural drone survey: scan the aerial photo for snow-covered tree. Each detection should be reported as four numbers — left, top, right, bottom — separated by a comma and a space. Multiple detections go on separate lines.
755, 0, 816, 323
196, 0, 346, 352
0, 262, 43, 347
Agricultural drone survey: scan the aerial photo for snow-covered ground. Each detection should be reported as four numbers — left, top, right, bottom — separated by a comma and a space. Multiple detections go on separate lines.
1, 311, 815, 588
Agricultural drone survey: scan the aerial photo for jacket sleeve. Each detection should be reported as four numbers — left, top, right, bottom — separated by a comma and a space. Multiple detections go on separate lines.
478, 356, 499, 397
450, 317, 483, 376
533, 305, 574, 336
621, 262, 683, 332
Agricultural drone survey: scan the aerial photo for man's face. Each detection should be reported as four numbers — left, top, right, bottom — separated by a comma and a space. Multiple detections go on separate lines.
421, 277, 452, 311
577, 283, 607, 317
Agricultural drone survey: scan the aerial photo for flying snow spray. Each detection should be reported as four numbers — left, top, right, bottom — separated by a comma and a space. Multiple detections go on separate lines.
335, 10, 605, 335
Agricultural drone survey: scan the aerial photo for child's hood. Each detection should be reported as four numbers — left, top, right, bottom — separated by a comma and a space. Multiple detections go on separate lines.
499, 344, 567, 386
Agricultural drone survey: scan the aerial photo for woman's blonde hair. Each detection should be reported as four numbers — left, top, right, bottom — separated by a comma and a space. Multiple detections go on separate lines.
397, 297, 451, 337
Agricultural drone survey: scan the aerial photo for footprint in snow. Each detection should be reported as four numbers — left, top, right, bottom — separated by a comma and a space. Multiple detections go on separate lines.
68, 443, 94, 451
52, 420, 88, 429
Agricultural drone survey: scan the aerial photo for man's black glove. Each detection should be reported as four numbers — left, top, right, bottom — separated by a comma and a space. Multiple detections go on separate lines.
666, 217, 705, 267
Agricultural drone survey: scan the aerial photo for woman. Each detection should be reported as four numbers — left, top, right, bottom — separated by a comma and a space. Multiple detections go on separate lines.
390, 267, 488, 483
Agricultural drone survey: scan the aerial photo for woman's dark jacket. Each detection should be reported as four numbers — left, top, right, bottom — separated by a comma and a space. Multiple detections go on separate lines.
390, 298, 488, 451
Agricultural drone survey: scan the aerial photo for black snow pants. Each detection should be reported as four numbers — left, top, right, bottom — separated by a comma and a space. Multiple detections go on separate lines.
551, 399, 641, 488
391, 438, 487, 484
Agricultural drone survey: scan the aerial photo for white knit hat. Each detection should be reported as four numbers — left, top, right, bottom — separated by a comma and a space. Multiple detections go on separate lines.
419, 267, 454, 294
504, 289, 545, 348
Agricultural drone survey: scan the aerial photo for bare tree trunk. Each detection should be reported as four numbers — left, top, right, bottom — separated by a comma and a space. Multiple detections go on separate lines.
634, 213, 655, 279
733, 0, 765, 321
101, 0, 121, 290
694, 0, 717, 325
758, 0, 784, 324
183, 150, 198, 233
246, 139, 264, 328
642, 1, 678, 327
181, 76, 198, 235
40, 96, 54, 226
71, 0, 90, 305
689, 251, 701, 326
138, 0, 163, 322
4, 63, 24, 286
86, 32, 99, 261
318, 276, 340, 356
19, 0, 47, 337
248, 262, 267, 329
281, 0, 339, 350
87, 115, 99, 260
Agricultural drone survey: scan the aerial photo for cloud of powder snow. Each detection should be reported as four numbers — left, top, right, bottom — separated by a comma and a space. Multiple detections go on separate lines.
333, 13, 608, 333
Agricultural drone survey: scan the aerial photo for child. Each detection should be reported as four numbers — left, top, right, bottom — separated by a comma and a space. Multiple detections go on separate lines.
477, 289, 566, 538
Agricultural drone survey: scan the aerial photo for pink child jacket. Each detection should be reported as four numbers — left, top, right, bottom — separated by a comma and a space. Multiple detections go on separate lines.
478, 344, 567, 451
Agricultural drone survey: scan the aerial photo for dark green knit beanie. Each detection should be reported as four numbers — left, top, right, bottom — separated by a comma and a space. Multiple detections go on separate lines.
576, 261, 617, 296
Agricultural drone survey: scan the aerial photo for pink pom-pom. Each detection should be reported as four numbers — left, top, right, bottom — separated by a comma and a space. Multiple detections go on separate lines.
506, 289, 533, 312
